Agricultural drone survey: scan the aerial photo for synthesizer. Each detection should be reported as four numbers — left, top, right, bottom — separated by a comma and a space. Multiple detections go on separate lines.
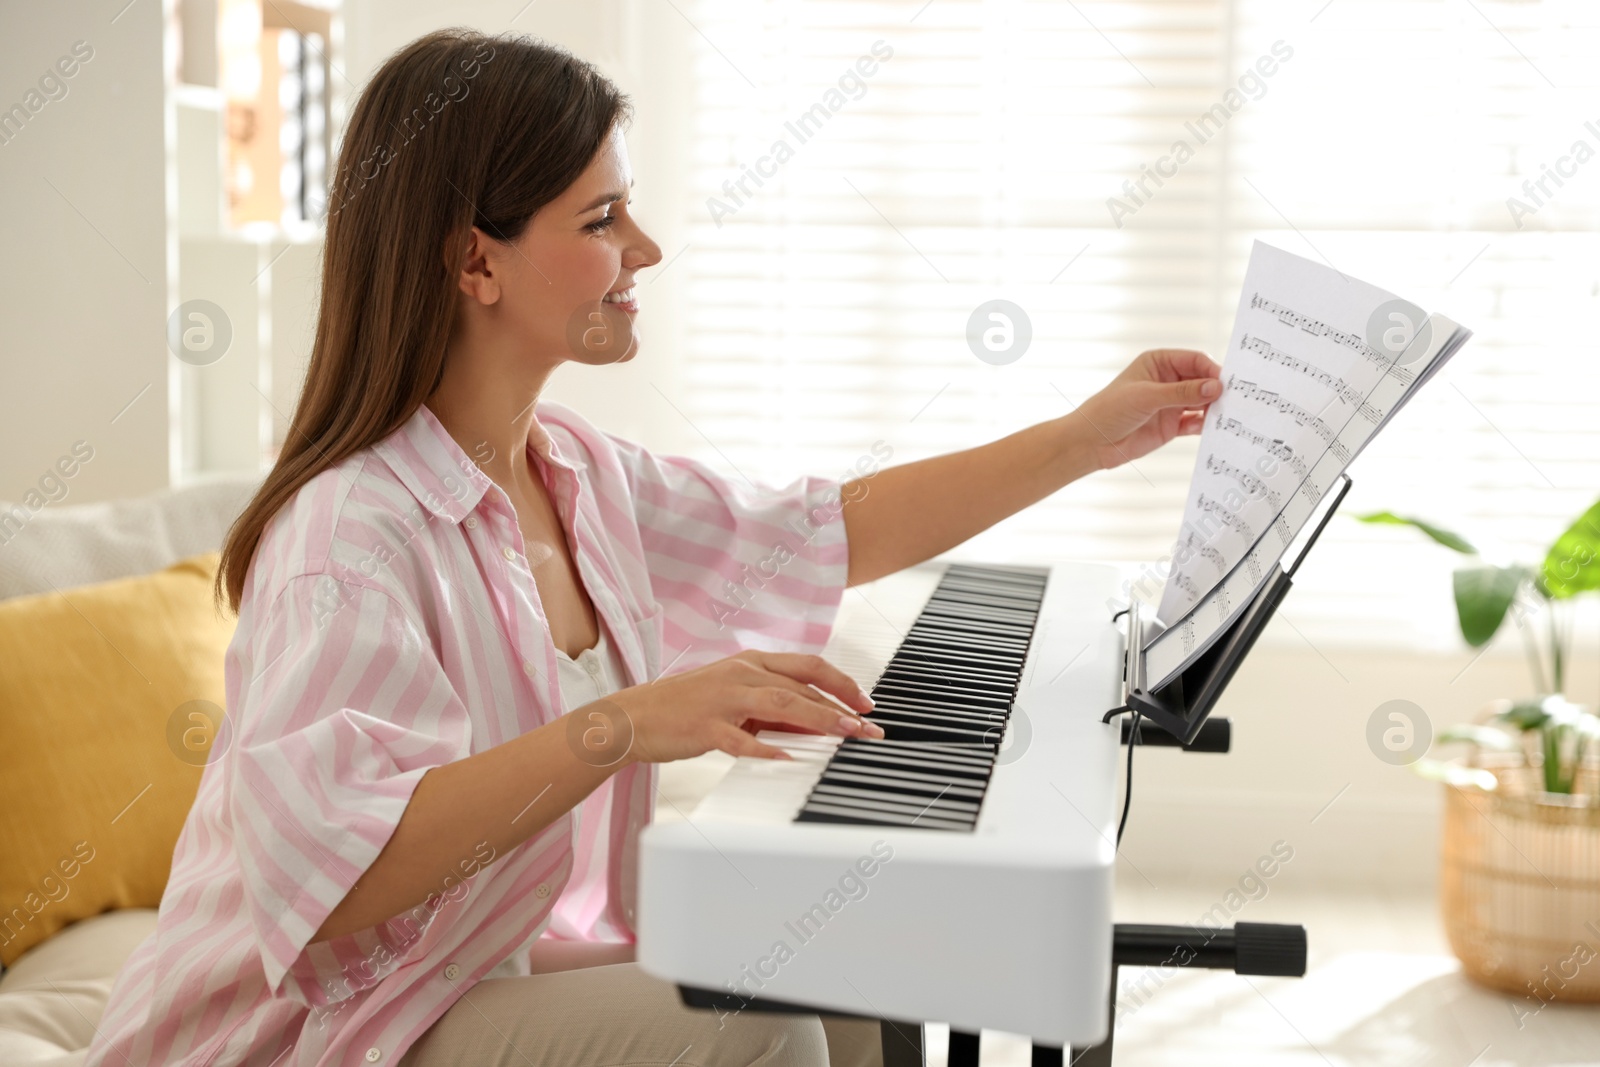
638, 561, 1126, 1048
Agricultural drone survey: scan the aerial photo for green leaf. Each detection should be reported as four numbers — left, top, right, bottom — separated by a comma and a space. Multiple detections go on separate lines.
1453, 565, 1530, 647
1542, 498, 1600, 599
1492, 698, 1553, 732
1543, 723, 1569, 793
1357, 511, 1478, 554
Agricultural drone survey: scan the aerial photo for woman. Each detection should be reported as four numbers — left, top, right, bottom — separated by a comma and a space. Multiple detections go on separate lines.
86, 28, 1219, 1067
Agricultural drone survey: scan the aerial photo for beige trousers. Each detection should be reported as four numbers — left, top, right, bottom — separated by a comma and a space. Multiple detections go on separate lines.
397, 943, 883, 1067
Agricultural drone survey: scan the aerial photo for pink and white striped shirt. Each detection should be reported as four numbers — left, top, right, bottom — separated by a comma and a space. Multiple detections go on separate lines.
85, 401, 850, 1067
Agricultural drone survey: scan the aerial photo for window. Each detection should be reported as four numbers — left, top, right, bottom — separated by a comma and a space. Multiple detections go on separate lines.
677, 0, 1600, 650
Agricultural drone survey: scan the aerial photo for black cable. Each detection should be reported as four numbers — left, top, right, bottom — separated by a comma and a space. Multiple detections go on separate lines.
1116, 711, 1140, 847
1100, 704, 1134, 725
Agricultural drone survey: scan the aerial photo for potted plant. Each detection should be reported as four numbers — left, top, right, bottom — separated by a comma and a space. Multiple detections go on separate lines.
1358, 498, 1600, 1003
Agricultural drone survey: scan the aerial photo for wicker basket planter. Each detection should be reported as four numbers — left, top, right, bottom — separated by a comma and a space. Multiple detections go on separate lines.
1439, 755, 1600, 1001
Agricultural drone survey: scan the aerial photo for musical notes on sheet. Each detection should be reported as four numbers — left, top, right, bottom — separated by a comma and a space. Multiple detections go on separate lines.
1142, 242, 1469, 690
1182, 526, 1228, 574
1175, 617, 1197, 656
1213, 416, 1307, 480
1155, 242, 1437, 630
1273, 511, 1294, 546
1249, 293, 1375, 356
1227, 376, 1337, 447
1196, 491, 1255, 541
1241, 335, 1364, 408
1248, 295, 1416, 385
1205, 451, 1282, 510
1244, 551, 1262, 586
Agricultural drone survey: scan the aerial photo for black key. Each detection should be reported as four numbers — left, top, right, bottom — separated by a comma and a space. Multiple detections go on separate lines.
869, 694, 1009, 720
883, 654, 1020, 678
880, 669, 1017, 695
869, 704, 1008, 732
915, 610, 1036, 635
817, 770, 987, 802
907, 622, 1031, 648
837, 737, 995, 767
868, 707, 1001, 733
897, 632, 1025, 657
910, 613, 1034, 637
875, 683, 1009, 708
796, 803, 973, 831
898, 647, 1022, 669
923, 598, 1042, 623
867, 716, 999, 745
793, 563, 1049, 832
891, 646, 1022, 674
809, 786, 981, 820
940, 581, 1044, 598
830, 749, 993, 781
874, 683, 1012, 710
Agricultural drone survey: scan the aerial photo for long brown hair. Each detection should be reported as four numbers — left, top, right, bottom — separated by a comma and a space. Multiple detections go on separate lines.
216, 29, 630, 613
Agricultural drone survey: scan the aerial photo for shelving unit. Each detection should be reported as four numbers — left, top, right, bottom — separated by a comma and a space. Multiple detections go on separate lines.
167, 0, 340, 484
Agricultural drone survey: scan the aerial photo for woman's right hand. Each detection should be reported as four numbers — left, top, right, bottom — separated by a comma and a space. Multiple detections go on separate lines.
569, 650, 882, 766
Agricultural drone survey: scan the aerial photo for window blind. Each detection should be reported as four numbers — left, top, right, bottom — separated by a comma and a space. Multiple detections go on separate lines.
676, 0, 1600, 651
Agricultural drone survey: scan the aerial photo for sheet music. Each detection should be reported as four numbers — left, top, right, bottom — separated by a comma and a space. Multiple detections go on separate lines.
1145, 241, 1470, 689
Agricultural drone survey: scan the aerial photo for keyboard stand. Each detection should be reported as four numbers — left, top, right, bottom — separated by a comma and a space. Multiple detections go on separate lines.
1058, 920, 1307, 1067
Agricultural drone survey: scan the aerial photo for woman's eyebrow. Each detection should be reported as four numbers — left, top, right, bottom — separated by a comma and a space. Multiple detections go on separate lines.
575, 181, 635, 215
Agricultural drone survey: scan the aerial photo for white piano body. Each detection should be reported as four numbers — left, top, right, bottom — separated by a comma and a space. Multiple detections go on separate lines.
638, 561, 1127, 1048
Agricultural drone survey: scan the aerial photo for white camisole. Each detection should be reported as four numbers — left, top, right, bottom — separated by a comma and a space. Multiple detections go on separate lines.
482, 626, 631, 980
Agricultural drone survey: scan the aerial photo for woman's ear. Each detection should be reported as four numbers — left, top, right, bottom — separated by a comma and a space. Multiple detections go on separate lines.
455, 226, 501, 305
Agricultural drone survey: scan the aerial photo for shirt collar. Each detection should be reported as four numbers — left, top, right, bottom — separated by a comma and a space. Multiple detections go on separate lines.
374, 402, 586, 525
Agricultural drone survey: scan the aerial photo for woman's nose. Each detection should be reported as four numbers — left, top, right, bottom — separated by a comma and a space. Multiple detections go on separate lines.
624, 220, 663, 272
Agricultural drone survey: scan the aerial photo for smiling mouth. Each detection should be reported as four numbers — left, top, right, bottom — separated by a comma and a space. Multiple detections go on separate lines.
602, 286, 636, 305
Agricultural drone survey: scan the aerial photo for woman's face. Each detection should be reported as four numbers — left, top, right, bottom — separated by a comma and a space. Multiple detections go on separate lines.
480, 126, 662, 366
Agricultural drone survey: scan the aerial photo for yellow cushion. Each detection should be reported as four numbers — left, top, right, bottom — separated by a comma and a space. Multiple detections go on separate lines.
0, 553, 234, 965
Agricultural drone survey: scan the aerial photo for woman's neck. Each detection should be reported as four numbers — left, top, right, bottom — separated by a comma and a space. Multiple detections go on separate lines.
427, 336, 556, 502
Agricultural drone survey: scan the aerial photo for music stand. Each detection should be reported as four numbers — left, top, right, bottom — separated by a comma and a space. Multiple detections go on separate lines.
1115, 474, 1354, 745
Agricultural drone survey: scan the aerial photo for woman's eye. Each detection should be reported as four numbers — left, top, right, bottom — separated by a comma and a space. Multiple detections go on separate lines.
586, 215, 616, 233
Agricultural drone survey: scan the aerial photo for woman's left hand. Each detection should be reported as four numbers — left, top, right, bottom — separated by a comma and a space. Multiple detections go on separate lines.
1075, 348, 1222, 470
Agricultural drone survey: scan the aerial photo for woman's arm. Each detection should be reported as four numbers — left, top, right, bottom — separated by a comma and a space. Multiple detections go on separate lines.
311, 650, 876, 943
311, 711, 610, 943
840, 349, 1221, 586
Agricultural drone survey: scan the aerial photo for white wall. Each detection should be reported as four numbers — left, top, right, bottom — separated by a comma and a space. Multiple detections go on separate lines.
0, 1, 171, 506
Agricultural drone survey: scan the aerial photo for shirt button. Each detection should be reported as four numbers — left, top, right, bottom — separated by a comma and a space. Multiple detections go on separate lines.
535, 882, 551, 899
502, 546, 517, 561
523, 661, 538, 677
365, 1050, 382, 1063
444, 963, 461, 981
464, 516, 478, 529
583, 657, 602, 678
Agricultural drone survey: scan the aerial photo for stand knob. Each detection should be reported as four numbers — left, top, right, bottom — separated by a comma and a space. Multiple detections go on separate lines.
1233, 922, 1307, 977
1111, 921, 1306, 976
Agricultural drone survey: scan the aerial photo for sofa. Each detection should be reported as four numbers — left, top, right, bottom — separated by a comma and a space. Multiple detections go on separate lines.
0, 477, 731, 1064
